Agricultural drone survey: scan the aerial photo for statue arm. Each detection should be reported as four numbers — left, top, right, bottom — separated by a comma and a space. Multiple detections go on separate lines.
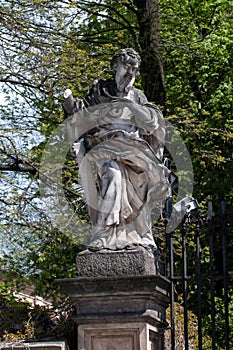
63, 89, 85, 117
64, 89, 75, 115
63, 89, 87, 145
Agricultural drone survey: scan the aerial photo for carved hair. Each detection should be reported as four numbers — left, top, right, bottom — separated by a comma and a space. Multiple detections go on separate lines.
110, 48, 141, 70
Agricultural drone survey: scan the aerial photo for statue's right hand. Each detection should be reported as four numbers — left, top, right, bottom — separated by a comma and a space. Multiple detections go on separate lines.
64, 89, 75, 115
64, 89, 73, 99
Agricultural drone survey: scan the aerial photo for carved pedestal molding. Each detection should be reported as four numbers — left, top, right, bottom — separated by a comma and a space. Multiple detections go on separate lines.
57, 250, 170, 350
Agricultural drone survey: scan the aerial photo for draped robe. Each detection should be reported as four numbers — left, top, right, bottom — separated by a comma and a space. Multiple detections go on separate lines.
65, 79, 169, 250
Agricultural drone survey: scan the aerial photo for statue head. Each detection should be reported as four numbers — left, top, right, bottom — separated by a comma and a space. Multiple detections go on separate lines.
110, 48, 141, 92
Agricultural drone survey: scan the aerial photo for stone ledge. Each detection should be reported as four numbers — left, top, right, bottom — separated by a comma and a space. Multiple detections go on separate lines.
57, 274, 170, 296
72, 312, 169, 329
0, 341, 68, 350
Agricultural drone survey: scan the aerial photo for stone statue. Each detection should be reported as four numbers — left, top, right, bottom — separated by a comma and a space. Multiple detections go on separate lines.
64, 48, 169, 252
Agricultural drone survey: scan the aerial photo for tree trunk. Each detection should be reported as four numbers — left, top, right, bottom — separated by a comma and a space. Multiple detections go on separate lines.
134, 0, 165, 106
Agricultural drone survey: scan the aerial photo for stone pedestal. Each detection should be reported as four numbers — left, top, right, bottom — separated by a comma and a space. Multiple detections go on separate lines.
57, 249, 170, 350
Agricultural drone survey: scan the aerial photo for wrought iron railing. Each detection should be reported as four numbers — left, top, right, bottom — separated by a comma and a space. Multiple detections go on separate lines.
164, 201, 232, 350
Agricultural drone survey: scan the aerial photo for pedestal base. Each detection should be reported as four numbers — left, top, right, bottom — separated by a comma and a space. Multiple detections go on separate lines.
57, 250, 170, 350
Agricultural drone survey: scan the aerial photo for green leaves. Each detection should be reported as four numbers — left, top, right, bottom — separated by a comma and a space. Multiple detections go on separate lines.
0, 6, 232, 343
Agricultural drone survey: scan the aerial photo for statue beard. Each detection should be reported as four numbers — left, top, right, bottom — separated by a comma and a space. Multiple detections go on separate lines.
115, 73, 135, 92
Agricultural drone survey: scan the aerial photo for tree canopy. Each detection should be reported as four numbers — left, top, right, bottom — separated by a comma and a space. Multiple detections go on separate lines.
0, 0, 232, 344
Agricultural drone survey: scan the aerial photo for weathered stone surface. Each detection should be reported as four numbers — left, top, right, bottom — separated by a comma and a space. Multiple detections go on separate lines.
58, 274, 169, 295
57, 274, 170, 349
56, 245, 170, 349
57, 251, 170, 349
57, 274, 169, 326
76, 249, 157, 277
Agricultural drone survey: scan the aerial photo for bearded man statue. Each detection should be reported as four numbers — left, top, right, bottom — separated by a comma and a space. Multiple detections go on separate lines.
64, 48, 169, 252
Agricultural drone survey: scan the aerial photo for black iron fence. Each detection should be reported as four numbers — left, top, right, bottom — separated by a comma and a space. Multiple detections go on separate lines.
163, 201, 233, 350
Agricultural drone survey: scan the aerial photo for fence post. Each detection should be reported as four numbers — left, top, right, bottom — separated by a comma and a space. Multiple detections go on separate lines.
194, 210, 203, 350
181, 219, 189, 350
166, 229, 175, 350
220, 201, 229, 349
208, 201, 217, 350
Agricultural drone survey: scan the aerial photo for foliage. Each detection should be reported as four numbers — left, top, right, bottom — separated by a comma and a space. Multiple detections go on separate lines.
165, 300, 217, 350
0, 283, 76, 348
0, 0, 232, 346
165, 295, 231, 349
201, 288, 233, 349
161, 0, 233, 204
